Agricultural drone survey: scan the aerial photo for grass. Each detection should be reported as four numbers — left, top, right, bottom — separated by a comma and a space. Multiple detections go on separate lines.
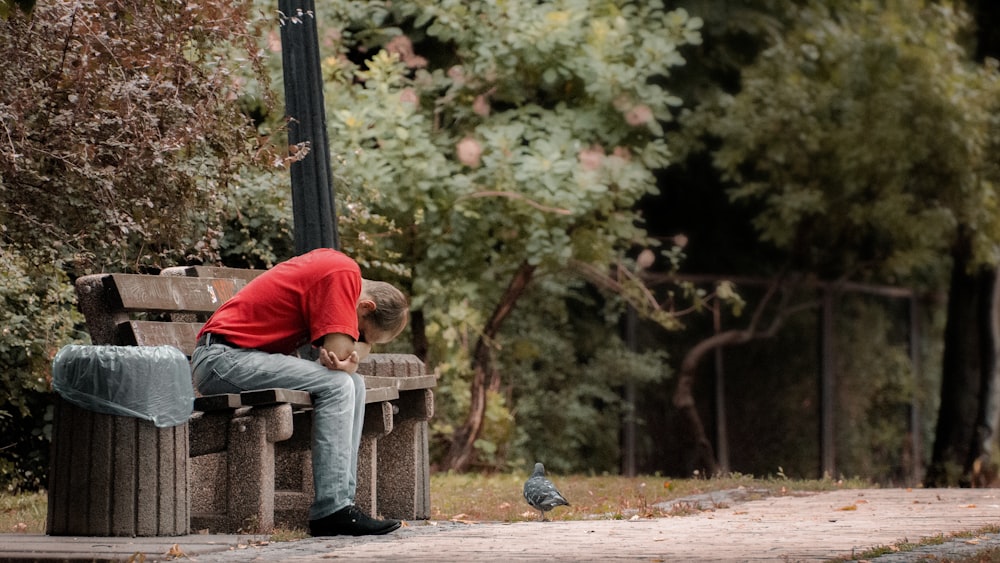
829, 525, 1000, 563
0, 491, 46, 534
427, 470, 855, 523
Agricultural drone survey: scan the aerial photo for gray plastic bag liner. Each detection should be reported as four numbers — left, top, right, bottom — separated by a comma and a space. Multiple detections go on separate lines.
52, 345, 194, 428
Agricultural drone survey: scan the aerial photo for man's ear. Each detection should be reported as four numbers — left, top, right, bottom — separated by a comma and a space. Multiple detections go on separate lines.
357, 298, 377, 315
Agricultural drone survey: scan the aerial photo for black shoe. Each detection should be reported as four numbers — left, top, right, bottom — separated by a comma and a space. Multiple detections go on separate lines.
309, 505, 402, 537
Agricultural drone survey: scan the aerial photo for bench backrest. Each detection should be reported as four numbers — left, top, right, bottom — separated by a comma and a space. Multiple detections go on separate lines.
75, 269, 263, 357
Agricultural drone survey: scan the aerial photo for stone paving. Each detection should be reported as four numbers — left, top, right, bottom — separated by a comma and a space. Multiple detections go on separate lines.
3, 488, 1000, 562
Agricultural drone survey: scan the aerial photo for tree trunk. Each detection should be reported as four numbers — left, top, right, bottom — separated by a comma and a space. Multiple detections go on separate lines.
672, 330, 757, 477
926, 237, 1000, 487
669, 279, 816, 476
410, 308, 428, 363
444, 262, 536, 471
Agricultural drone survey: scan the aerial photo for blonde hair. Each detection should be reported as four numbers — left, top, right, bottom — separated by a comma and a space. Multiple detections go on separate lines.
361, 279, 409, 336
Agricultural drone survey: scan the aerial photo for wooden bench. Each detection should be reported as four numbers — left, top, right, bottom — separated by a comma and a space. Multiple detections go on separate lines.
73, 267, 435, 533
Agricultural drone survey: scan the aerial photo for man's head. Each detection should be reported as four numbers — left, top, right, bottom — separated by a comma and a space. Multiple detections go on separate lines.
357, 279, 409, 345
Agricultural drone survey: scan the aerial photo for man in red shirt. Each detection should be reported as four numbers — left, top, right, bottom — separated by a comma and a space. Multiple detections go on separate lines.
191, 248, 409, 536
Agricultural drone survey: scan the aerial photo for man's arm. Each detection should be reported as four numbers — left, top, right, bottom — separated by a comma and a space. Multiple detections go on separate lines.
318, 332, 371, 374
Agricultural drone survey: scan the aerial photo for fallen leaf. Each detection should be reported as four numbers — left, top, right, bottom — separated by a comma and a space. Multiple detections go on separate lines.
964, 504, 977, 508
836, 504, 857, 511
451, 518, 478, 524
855, 499, 869, 504
164, 544, 186, 560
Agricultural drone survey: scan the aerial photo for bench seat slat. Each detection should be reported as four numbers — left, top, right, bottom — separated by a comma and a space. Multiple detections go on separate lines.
195, 394, 242, 412
240, 388, 313, 409
365, 386, 399, 403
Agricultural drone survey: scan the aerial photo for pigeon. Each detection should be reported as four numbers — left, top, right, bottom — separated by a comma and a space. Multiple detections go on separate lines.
523, 462, 570, 521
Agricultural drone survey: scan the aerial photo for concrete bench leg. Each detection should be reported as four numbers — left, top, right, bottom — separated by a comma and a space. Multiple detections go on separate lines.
377, 389, 434, 520
357, 401, 395, 518
274, 410, 313, 530
190, 404, 293, 534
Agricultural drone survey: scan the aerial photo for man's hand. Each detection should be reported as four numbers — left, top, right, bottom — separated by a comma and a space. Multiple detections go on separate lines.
318, 346, 360, 374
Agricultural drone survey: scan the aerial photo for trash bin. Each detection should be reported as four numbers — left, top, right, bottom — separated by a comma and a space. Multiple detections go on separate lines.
46, 345, 194, 537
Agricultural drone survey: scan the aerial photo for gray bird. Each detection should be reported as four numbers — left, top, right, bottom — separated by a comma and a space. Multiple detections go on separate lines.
523, 462, 570, 521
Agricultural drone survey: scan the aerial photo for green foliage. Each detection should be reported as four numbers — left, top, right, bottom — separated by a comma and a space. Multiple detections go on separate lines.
0, 0, 34, 19
0, 0, 281, 490
0, 0, 274, 274
500, 290, 669, 474
0, 243, 82, 491
215, 170, 297, 269
834, 295, 922, 483
676, 0, 1000, 285
318, 0, 701, 300
313, 1, 700, 467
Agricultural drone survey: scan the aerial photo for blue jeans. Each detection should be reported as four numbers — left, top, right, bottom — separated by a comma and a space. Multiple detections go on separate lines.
190, 342, 366, 520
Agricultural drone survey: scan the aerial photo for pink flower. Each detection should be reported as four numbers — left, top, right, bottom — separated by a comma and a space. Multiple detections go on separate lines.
456, 137, 483, 168
267, 30, 282, 53
385, 35, 428, 69
400, 88, 419, 107
473, 94, 491, 117
625, 104, 653, 126
612, 146, 632, 161
578, 145, 605, 171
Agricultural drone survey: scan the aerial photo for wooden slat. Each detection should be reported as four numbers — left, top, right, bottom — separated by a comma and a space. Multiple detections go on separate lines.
194, 394, 243, 412
107, 274, 246, 314
190, 266, 265, 282
123, 321, 201, 356
240, 388, 314, 409
364, 374, 438, 391
365, 386, 399, 404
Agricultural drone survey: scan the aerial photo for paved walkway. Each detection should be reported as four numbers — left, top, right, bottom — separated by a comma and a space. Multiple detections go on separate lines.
3, 488, 1000, 562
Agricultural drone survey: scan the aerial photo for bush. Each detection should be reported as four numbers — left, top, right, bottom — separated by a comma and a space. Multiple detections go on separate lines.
0, 243, 82, 491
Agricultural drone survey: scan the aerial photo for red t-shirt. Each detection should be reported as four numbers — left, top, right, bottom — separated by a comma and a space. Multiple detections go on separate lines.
197, 249, 362, 355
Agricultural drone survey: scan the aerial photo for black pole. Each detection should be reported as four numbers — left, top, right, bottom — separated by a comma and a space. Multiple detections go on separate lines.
819, 289, 836, 478
279, 0, 339, 253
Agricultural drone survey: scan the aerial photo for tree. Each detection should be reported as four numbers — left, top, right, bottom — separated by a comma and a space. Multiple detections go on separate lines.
926, 0, 1000, 487
674, 0, 1000, 481
0, 0, 274, 275
315, 1, 704, 470
0, 0, 278, 490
